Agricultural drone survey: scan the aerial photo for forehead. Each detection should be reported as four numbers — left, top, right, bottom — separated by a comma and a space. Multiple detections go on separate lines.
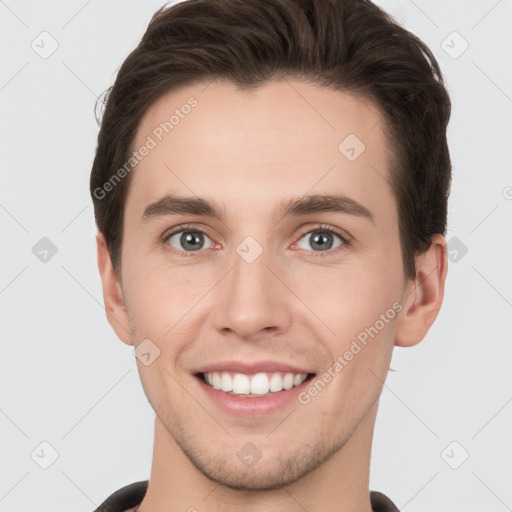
128, 79, 395, 224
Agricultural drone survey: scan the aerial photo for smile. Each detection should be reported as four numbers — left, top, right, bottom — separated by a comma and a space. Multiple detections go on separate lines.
200, 371, 310, 397
193, 371, 316, 416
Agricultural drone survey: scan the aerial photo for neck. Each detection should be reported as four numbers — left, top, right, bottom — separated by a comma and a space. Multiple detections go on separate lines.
138, 402, 378, 512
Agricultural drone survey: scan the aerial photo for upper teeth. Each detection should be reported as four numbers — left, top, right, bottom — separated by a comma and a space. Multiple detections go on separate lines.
203, 372, 308, 396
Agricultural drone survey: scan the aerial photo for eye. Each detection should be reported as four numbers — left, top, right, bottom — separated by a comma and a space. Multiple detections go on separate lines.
162, 223, 350, 256
295, 225, 349, 253
164, 226, 214, 253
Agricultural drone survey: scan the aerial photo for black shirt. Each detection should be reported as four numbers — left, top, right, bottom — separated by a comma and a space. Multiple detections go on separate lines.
92, 481, 400, 511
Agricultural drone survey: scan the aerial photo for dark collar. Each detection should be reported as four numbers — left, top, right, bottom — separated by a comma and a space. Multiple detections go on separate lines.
93, 480, 400, 512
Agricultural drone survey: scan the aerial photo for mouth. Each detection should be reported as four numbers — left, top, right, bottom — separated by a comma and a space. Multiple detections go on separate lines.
196, 371, 316, 397
192, 367, 316, 416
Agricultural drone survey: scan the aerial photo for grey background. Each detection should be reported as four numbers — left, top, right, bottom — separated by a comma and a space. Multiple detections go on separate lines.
1, 0, 511, 510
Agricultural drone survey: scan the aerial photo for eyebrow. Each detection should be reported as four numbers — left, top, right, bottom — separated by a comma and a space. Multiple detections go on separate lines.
141, 193, 375, 225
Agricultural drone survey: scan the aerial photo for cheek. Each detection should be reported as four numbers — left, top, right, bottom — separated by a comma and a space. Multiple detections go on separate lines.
300, 263, 401, 333
122, 257, 215, 348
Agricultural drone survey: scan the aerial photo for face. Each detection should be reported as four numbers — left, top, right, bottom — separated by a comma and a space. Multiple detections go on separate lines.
114, 79, 412, 489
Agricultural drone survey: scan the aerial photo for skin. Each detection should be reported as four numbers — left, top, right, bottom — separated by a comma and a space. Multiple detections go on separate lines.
97, 79, 448, 512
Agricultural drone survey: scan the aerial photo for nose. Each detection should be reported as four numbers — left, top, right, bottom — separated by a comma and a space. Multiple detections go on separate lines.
212, 239, 293, 341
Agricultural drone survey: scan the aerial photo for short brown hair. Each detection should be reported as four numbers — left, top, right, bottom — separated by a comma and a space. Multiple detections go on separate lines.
90, 0, 451, 279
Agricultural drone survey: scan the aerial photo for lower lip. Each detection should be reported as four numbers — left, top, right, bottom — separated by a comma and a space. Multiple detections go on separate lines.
194, 374, 313, 417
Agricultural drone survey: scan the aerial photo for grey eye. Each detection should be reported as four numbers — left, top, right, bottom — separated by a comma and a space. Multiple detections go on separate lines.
168, 231, 213, 252
297, 230, 343, 252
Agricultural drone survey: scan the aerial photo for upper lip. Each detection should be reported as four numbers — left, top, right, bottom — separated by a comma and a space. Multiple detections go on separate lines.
192, 360, 314, 375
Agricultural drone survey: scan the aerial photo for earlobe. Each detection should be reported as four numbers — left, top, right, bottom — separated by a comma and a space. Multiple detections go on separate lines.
96, 232, 134, 346
394, 234, 448, 347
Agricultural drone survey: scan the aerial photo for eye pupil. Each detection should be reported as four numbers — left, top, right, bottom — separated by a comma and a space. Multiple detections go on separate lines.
181, 232, 203, 251
310, 232, 333, 251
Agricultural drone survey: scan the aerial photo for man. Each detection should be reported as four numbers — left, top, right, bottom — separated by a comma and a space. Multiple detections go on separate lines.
90, 0, 451, 510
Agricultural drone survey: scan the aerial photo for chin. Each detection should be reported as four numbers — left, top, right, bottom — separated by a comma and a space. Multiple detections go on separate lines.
181, 436, 339, 491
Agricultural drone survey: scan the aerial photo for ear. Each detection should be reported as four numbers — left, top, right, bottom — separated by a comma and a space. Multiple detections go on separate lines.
96, 232, 134, 346
394, 234, 448, 347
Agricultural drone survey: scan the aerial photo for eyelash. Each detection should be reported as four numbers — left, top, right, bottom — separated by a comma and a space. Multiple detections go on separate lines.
161, 223, 351, 257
